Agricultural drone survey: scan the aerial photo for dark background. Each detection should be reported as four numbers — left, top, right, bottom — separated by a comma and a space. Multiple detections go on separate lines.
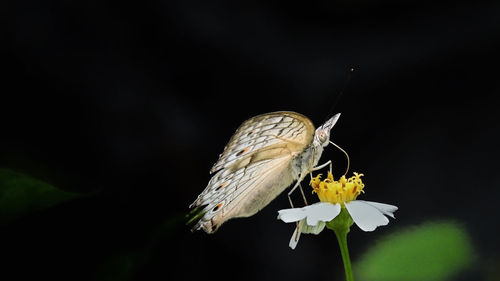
1, 0, 500, 280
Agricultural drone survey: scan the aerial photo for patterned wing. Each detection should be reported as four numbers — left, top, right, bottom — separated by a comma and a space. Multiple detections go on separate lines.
210, 111, 315, 174
190, 111, 317, 233
191, 153, 294, 233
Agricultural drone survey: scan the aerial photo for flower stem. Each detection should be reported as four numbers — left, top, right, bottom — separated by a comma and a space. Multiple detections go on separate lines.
334, 228, 354, 281
326, 207, 355, 281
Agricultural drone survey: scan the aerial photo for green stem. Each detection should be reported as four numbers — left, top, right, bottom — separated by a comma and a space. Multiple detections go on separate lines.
327, 207, 355, 281
334, 228, 354, 281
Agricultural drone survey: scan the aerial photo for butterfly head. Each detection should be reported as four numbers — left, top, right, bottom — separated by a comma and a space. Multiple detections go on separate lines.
314, 113, 341, 147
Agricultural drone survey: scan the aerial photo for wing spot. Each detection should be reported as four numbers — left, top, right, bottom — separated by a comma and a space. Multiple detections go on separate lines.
212, 202, 223, 212
236, 147, 251, 156
215, 182, 228, 191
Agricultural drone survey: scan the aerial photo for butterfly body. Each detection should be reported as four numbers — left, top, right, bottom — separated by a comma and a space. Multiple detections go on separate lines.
190, 111, 340, 233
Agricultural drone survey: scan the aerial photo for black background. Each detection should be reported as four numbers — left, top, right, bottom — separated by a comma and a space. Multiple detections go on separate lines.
2, 1, 500, 280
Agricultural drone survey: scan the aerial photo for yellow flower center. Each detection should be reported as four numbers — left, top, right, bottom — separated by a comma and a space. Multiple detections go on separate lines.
310, 172, 365, 205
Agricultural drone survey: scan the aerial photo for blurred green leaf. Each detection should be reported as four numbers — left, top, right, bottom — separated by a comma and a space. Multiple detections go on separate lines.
0, 168, 82, 223
356, 221, 475, 281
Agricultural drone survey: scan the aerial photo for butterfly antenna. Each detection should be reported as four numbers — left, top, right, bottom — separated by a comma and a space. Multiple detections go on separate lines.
323, 67, 355, 123
329, 141, 350, 176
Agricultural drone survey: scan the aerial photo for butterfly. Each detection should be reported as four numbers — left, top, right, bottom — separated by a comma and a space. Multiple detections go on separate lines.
189, 111, 341, 233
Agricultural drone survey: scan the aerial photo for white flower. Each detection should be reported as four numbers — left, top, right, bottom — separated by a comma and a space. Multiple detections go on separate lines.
278, 200, 398, 249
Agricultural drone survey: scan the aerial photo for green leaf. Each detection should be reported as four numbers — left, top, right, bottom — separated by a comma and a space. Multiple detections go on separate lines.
0, 168, 82, 224
356, 221, 476, 281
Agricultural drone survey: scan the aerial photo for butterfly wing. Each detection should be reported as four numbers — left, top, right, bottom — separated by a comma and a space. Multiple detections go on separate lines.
210, 111, 315, 174
190, 112, 316, 233
191, 154, 293, 233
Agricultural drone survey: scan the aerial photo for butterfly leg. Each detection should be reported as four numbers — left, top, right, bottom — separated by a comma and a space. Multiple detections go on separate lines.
312, 160, 332, 172
287, 178, 309, 235
287, 176, 309, 207
287, 180, 301, 208
298, 183, 308, 205
309, 160, 333, 184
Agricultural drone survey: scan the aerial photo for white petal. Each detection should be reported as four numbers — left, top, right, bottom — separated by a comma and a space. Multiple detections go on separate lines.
358, 200, 398, 218
345, 201, 389, 232
288, 220, 326, 250
277, 207, 307, 223
277, 202, 340, 224
304, 202, 341, 226
301, 221, 326, 234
